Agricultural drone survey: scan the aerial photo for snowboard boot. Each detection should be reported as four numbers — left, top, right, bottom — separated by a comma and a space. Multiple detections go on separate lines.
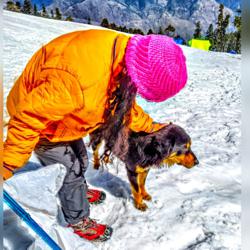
87, 189, 106, 205
70, 217, 113, 242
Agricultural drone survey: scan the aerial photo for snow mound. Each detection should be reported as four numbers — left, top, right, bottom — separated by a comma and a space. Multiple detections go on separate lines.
4, 164, 96, 250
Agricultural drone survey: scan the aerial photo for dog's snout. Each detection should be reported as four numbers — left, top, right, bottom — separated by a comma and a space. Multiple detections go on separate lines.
194, 158, 199, 165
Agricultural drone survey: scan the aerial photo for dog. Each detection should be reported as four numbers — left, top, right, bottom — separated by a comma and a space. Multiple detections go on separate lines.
90, 123, 199, 211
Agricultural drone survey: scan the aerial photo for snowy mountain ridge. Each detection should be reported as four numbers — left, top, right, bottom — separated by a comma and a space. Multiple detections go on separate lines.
3, 0, 241, 38
216, 0, 241, 11
47, 0, 239, 38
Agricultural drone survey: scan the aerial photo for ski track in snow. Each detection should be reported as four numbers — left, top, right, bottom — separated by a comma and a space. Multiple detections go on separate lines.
3, 10, 241, 250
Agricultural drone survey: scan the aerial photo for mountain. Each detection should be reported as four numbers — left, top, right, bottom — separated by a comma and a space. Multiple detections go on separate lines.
4, 0, 240, 38
8, 0, 53, 8
48, 0, 237, 38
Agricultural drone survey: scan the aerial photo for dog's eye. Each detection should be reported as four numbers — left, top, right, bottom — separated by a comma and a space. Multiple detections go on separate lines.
176, 150, 182, 156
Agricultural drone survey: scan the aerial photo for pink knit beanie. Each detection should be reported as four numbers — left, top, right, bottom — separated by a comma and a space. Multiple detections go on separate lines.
125, 35, 188, 102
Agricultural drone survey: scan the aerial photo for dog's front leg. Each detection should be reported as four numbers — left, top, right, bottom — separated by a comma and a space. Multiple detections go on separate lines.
126, 166, 148, 211
138, 169, 152, 201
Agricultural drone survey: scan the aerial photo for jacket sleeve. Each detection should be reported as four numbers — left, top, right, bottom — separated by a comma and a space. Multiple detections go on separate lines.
128, 100, 167, 133
3, 69, 83, 180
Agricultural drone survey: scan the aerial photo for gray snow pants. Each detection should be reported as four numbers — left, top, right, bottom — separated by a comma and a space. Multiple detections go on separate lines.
34, 138, 90, 224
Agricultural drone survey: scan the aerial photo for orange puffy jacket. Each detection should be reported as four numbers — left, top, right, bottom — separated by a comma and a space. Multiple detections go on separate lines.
3, 29, 165, 180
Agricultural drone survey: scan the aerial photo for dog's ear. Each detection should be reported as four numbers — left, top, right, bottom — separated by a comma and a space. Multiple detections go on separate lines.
170, 135, 176, 148
163, 134, 176, 155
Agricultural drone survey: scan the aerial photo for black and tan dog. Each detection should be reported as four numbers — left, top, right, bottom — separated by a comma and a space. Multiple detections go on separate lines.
91, 123, 199, 211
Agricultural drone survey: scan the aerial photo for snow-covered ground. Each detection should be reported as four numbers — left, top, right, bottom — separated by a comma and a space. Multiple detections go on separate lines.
3, 10, 241, 250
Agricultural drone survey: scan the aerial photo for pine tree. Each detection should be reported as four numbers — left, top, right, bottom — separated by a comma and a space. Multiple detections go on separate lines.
234, 9, 241, 53
121, 26, 128, 33
222, 14, 230, 51
165, 24, 175, 37
6, 1, 15, 11
110, 23, 117, 30
6, 0, 21, 12
215, 4, 230, 52
234, 29, 241, 54
217, 4, 224, 28
65, 16, 73, 21
147, 29, 153, 34
41, 4, 48, 17
101, 18, 109, 28
214, 4, 230, 52
205, 24, 214, 50
193, 21, 202, 39
158, 27, 164, 35
128, 28, 134, 34
22, 0, 32, 14
50, 9, 54, 18
15, 1, 21, 12
206, 24, 213, 39
134, 29, 144, 35
33, 4, 38, 16
55, 8, 62, 20
226, 33, 235, 53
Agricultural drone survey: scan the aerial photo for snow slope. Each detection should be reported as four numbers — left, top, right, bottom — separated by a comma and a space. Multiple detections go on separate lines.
3, 10, 241, 250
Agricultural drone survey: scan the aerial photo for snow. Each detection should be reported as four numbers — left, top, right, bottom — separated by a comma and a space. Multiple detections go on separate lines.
3, 10, 241, 250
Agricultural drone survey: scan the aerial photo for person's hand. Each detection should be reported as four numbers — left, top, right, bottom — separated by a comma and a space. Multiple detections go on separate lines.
2, 163, 14, 181
151, 122, 171, 132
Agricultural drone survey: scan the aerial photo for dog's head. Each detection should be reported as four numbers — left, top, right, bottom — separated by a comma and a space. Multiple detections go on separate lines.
145, 123, 199, 169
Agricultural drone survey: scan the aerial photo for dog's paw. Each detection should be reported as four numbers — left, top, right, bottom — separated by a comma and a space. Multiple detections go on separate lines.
142, 193, 152, 201
93, 162, 100, 170
135, 202, 148, 211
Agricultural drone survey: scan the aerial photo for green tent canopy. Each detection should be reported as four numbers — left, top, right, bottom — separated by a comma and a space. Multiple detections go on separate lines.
188, 39, 211, 51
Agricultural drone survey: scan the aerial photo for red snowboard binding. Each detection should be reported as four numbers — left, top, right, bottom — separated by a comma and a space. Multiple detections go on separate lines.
87, 189, 106, 205
70, 217, 112, 242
